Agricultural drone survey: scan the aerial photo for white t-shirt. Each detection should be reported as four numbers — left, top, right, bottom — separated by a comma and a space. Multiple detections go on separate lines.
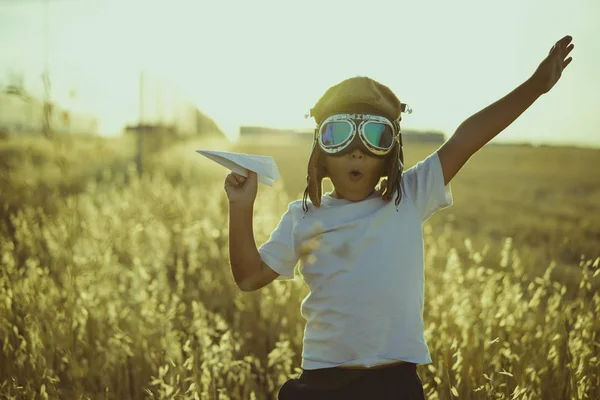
258, 151, 453, 370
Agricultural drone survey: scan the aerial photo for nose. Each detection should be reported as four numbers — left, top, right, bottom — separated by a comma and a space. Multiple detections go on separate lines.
341, 134, 367, 157
350, 148, 364, 159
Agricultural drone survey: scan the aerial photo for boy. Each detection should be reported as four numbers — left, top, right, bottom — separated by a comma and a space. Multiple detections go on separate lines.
225, 35, 574, 399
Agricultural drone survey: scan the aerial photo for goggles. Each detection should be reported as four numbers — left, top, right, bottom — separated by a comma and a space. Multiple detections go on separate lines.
316, 113, 401, 156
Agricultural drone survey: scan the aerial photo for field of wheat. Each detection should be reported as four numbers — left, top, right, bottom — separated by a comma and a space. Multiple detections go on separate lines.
0, 133, 598, 399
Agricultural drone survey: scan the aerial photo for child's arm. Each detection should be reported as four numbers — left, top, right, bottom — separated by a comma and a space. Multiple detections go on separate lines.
225, 171, 280, 291
437, 35, 575, 186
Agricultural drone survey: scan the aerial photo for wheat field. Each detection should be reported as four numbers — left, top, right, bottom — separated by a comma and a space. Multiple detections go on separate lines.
0, 134, 598, 399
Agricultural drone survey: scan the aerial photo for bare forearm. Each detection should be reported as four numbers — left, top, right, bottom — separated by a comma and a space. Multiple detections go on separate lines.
228, 204, 262, 288
453, 77, 542, 152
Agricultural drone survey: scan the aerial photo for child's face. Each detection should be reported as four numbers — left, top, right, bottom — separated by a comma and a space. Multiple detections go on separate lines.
323, 146, 387, 201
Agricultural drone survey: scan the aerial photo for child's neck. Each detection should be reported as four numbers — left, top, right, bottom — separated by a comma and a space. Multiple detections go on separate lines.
331, 189, 376, 200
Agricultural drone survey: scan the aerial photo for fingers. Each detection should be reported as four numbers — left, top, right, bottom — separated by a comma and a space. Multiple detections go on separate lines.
224, 170, 257, 191
559, 35, 573, 46
549, 37, 575, 70
560, 42, 574, 70
557, 37, 574, 54
566, 43, 575, 53
246, 170, 257, 181
553, 35, 573, 52
551, 36, 573, 54
233, 172, 247, 183
225, 172, 246, 188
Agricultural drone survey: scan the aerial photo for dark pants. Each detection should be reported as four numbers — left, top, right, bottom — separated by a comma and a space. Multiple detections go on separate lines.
278, 362, 425, 400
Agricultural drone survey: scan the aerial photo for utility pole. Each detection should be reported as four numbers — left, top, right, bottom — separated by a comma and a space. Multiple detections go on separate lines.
136, 70, 144, 178
42, 0, 52, 138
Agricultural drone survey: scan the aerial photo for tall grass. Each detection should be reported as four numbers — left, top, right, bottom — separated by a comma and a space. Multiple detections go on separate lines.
0, 135, 598, 399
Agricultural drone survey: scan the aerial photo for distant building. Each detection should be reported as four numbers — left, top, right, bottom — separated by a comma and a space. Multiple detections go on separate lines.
239, 126, 299, 136
0, 87, 98, 135
124, 108, 225, 139
124, 123, 177, 135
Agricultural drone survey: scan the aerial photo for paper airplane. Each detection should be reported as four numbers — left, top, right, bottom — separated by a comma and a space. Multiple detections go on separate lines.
196, 150, 281, 186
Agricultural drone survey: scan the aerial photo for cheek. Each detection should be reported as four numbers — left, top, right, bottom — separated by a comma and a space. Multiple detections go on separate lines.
371, 158, 387, 176
323, 157, 341, 177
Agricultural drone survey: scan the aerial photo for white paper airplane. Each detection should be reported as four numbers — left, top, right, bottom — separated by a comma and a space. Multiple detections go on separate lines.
196, 150, 281, 186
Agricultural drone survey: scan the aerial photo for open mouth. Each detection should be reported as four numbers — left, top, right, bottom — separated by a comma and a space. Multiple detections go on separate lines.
348, 169, 363, 180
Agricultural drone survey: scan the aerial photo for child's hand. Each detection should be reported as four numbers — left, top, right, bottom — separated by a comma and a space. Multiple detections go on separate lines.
224, 171, 258, 208
530, 35, 574, 95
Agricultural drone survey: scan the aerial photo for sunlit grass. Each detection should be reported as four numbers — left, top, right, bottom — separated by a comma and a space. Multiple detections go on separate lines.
0, 134, 598, 399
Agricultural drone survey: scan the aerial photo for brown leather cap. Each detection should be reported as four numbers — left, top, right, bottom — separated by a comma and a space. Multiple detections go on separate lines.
310, 76, 402, 124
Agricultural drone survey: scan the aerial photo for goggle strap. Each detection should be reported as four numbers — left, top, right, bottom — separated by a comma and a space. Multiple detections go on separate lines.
307, 104, 412, 119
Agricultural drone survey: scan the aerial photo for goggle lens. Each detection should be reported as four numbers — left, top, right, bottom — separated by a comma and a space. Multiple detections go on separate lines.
321, 122, 352, 146
363, 122, 394, 148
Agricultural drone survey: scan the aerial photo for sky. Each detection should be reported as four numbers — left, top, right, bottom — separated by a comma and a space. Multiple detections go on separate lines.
1, 0, 599, 147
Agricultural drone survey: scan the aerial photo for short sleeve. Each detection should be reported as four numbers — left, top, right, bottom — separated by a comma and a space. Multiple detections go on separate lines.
258, 203, 299, 280
401, 151, 453, 222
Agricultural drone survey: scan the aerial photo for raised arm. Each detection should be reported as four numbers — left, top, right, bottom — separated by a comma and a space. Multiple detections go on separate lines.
228, 203, 279, 291
438, 35, 575, 186
225, 171, 279, 292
